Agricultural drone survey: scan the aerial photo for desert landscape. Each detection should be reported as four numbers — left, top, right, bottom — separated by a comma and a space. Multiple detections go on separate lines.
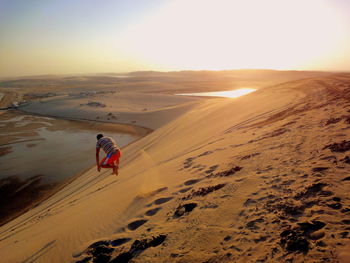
0, 70, 350, 262
2, 0, 350, 262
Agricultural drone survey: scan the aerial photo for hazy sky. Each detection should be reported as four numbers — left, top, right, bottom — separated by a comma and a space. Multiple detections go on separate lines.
1, 0, 349, 77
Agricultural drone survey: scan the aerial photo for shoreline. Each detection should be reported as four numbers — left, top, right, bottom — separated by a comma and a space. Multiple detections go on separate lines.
0, 109, 153, 227
15, 108, 154, 136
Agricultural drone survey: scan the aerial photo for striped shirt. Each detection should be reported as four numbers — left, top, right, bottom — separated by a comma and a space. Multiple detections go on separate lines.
96, 136, 119, 155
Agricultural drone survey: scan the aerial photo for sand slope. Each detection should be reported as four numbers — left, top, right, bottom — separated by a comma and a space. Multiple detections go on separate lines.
20, 92, 203, 130
1, 73, 350, 263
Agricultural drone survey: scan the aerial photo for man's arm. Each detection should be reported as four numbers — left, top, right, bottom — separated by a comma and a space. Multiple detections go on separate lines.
96, 147, 101, 172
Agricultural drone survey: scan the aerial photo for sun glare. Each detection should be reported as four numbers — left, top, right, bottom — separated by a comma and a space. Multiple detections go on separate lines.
116, 0, 348, 71
177, 88, 257, 98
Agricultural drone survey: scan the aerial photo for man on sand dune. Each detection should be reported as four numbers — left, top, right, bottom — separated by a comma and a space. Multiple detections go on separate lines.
96, 134, 121, 175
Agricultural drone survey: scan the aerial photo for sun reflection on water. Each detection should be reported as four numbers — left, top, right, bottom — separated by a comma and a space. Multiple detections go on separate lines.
177, 88, 257, 98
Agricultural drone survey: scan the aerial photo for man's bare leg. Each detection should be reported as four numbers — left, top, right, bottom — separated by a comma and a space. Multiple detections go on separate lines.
113, 160, 119, 176
113, 166, 118, 176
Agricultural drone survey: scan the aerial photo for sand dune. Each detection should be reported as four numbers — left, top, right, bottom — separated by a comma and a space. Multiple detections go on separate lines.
0, 72, 350, 262
20, 92, 203, 130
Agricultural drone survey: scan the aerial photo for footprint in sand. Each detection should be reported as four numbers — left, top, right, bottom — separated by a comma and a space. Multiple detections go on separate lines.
243, 198, 257, 207
75, 240, 114, 263
204, 165, 219, 174
245, 217, 265, 231
110, 238, 132, 247
312, 167, 329, 173
178, 187, 192, 193
153, 197, 174, 205
145, 207, 162, 216
127, 219, 148, 231
181, 184, 226, 200
183, 179, 201, 186
173, 203, 198, 218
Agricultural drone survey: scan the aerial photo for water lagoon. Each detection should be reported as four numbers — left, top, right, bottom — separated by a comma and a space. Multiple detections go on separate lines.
0, 113, 139, 183
0, 111, 141, 225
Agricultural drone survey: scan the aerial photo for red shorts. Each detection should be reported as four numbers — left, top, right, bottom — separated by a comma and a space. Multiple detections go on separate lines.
101, 150, 121, 166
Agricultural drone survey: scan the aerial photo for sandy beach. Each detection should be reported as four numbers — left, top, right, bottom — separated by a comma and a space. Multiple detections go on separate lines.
0, 70, 349, 263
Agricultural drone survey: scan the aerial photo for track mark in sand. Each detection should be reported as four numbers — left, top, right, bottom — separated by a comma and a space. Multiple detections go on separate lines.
243, 198, 257, 207
323, 115, 350, 126
135, 187, 168, 199
173, 203, 198, 218
198, 151, 213, 157
280, 220, 326, 254
326, 196, 343, 210
22, 240, 56, 263
282, 120, 297, 127
324, 117, 342, 126
280, 179, 296, 186
183, 179, 201, 186
188, 163, 207, 173
75, 240, 115, 263
240, 153, 260, 160
181, 184, 226, 200
127, 219, 148, 231
200, 202, 218, 209
265, 200, 305, 217
341, 207, 350, 213
339, 231, 349, 238
246, 217, 265, 231
294, 183, 331, 200
182, 157, 195, 169
75, 257, 92, 263
145, 207, 162, 216
248, 128, 289, 144
311, 167, 329, 173
153, 197, 174, 205
74, 238, 132, 262
207, 166, 242, 178
256, 165, 273, 174
324, 140, 350, 152
204, 164, 219, 174
340, 156, 350, 164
